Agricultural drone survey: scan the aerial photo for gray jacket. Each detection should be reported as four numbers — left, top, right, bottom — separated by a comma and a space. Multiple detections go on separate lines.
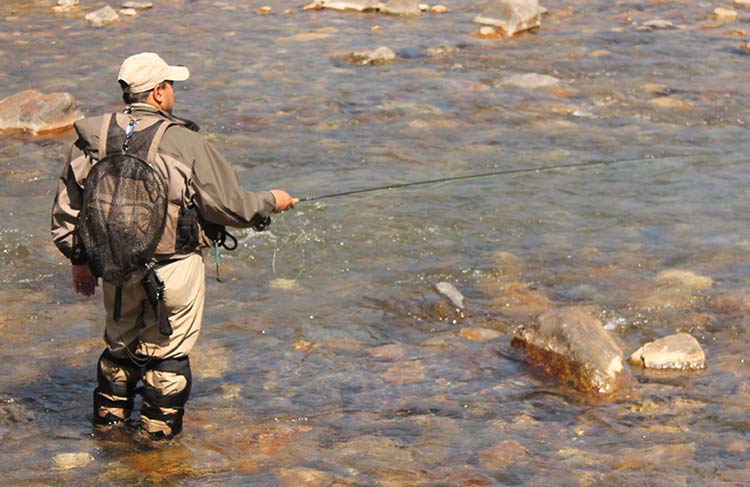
51, 103, 277, 264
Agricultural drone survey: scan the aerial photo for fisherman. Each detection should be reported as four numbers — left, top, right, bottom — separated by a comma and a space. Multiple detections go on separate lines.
51, 52, 298, 441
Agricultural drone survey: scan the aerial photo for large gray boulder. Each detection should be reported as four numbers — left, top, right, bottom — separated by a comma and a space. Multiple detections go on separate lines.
474, 0, 541, 37
0, 90, 83, 135
511, 307, 629, 395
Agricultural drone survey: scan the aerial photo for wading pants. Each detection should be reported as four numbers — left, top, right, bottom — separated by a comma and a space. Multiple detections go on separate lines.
94, 253, 205, 438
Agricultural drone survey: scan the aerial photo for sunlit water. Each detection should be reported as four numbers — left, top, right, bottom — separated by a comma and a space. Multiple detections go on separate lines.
1, 0, 749, 485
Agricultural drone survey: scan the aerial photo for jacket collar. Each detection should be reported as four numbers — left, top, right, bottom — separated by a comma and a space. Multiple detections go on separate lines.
124, 103, 200, 132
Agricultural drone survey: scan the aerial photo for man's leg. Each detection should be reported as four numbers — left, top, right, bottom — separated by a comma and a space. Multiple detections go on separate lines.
140, 355, 192, 439
93, 348, 141, 427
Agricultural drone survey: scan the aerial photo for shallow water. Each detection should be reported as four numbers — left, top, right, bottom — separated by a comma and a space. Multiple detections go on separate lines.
1, 0, 749, 485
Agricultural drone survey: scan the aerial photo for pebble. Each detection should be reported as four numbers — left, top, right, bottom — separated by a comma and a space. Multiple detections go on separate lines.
84, 5, 120, 27
714, 7, 738, 21
119, 8, 138, 16
479, 26, 496, 36
52, 452, 94, 470
629, 332, 706, 370
122, 1, 153, 8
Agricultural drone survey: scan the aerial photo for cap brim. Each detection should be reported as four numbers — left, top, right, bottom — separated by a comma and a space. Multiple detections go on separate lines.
164, 65, 190, 82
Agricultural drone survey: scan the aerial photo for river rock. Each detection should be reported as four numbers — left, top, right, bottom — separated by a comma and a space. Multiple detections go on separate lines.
435, 282, 464, 309
0, 90, 83, 134
511, 307, 628, 395
348, 46, 396, 65
84, 5, 120, 27
52, 452, 95, 470
473, 0, 541, 37
302, 0, 381, 11
122, 1, 153, 8
629, 332, 706, 370
714, 7, 738, 21
498, 72, 560, 89
381, 0, 421, 15
52, 0, 79, 12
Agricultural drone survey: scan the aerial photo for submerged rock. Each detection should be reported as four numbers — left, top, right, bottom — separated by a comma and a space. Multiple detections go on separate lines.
52, 452, 95, 470
85, 5, 120, 27
473, 0, 541, 37
498, 72, 560, 89
629, 332, 706, 370
348, 46, 396, 65
0, 90, 83, 134
511, 307, 628, 395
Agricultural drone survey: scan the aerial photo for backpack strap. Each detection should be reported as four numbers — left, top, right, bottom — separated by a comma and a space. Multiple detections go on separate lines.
146, 120, 173, 164
98, 113, 113, 159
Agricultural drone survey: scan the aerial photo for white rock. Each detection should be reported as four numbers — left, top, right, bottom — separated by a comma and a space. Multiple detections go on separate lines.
499, 72, 560, 88
714, 7, 738, 21
52, 452, 94, 470
473, 0, 541, 37
436, 282, 465, 309
348, 46, 396, 65
629, 332, 706, 370
642, 19, 677, 29
122, 1, 153, 8
85, 5, 120, 27
119, 8, 138, 16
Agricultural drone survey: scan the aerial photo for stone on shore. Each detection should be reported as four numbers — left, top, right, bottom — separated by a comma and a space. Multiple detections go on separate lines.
511, 307, 628, 395
0, 90, 83, 134
629, 332, 706, 370
84, 5, 120, 27
473, 0, 541, 37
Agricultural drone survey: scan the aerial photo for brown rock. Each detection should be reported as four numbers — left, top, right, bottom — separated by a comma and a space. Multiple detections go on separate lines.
512, 307, 629, 395
0, 90, 82, 134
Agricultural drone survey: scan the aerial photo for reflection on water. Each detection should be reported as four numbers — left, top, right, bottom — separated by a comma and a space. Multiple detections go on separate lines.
1, 0, 749, 485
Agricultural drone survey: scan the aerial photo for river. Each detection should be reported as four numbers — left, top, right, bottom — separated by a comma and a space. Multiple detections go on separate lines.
1, 0, 748, 485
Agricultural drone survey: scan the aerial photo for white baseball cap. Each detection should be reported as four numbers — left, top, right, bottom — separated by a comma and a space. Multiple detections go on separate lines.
117, 52, 190, 94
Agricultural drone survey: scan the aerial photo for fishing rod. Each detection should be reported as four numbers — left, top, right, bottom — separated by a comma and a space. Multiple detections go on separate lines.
299, 152, 700, 203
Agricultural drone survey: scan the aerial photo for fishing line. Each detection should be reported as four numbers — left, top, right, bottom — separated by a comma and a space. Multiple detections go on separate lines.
299, 152, 704, 203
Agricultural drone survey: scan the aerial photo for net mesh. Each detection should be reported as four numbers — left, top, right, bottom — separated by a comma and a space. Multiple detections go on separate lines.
79, 153, 168, 286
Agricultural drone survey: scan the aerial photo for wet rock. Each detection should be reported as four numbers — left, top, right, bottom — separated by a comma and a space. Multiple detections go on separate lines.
85, 5, 120, 27
435, 282, 464, 309
714, 7, 738, 21
368, 342, 407, 361
612, 443, 696, 471
52, 452, 95, 470
381, 0, 421, 15
348, 46, 396, 65
479, 439, 528, 470
655, 269, 712, 291
498, 72, 560, 89
119, 8, 138, 16
460, 327, 502, 341
478, 279, 555, 318
0, 90, 83, 134
431, 5, 449, 13
473, 0, 541, 37
302, 0, 381, 11
277, 467, 335, 486
52, 0, 79, 12
511, 307, 628, 395
629, 332, 706, 370
122, 1, 153, 8
642, 19, 678, 29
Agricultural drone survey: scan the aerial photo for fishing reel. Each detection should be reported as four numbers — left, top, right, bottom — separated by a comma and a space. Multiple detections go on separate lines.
254, 215, 272, 232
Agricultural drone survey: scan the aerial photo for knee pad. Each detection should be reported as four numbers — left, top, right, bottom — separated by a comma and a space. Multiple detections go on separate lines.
93, 349, 142, 425
141, 356, 192, 438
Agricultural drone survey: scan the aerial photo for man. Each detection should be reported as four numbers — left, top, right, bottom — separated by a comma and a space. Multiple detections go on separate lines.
51, 52, 298, 441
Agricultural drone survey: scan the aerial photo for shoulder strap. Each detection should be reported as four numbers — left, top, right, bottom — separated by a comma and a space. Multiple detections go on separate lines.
97, 113, 113, 159
146, 120, 173, 164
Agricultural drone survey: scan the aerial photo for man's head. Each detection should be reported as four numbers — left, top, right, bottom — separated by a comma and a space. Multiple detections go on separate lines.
118, 52, 189, 112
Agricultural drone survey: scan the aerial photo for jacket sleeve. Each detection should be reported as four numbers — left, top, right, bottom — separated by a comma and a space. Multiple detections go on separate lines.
50, 143, 88, 264
170, 129, 277, 229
